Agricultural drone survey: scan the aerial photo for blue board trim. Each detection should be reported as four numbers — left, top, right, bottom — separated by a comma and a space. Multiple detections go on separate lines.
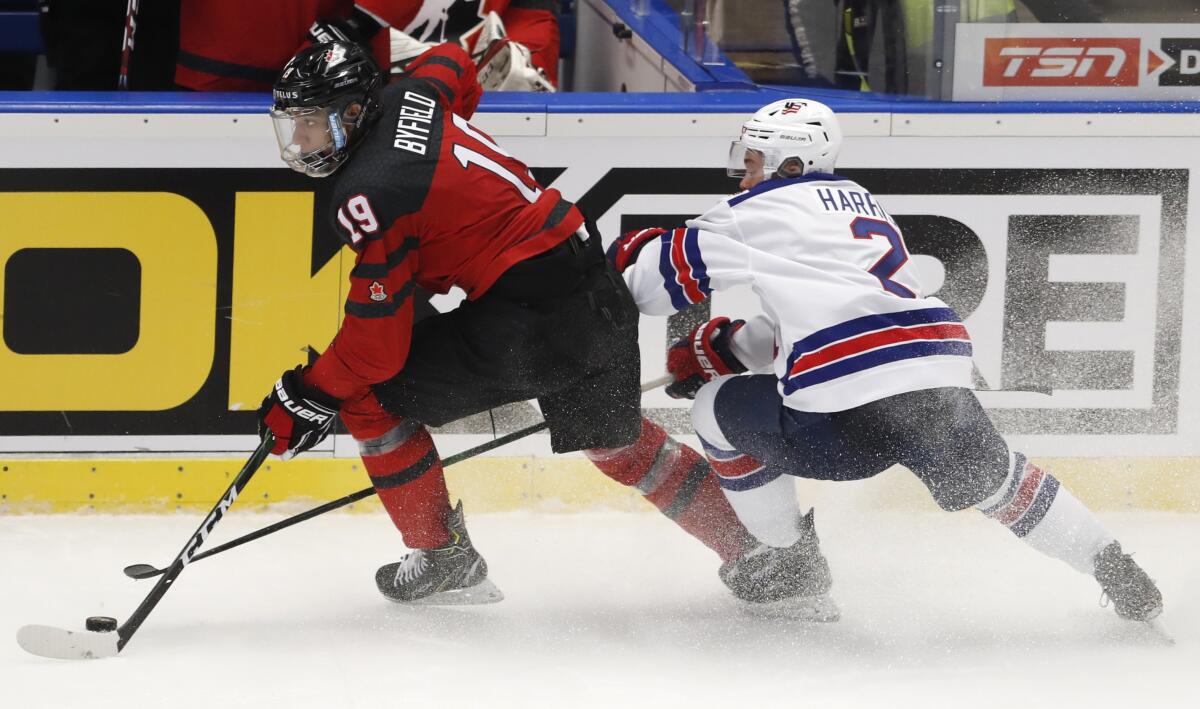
1, 90, 1196, 115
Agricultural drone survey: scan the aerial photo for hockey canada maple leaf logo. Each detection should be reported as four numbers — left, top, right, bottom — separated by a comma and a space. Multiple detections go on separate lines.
369, 281, 387, 301
325, 45, 347, 68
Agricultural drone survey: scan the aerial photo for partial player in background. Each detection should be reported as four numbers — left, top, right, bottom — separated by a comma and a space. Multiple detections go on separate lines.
609, 98, 1164, 624
39, 0, 178, 90
176, 0, 557, 93
176, 0, 392, 91
389, 9, 556, 92
385, 0, 560, 89
258, 40, 784, 607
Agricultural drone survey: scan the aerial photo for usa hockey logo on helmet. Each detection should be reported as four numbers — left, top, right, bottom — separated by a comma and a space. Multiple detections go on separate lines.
727, 98, 843, 178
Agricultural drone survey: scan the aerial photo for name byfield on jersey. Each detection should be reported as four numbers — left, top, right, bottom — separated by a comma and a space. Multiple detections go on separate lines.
393, 90, 437, 154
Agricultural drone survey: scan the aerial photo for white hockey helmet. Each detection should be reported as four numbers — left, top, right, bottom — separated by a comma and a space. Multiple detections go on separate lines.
727, 98, 843, 178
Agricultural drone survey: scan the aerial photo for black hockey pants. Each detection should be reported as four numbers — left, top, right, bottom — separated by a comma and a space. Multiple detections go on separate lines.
371, 225, 642, 453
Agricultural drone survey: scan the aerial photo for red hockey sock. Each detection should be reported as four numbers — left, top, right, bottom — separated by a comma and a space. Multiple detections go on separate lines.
362, 426, 451, 549
586, 417, 754, 562
341, 393, 451, 549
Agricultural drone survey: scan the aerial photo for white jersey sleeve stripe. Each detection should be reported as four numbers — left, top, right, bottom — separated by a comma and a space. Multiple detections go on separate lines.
658, 227, 710, 309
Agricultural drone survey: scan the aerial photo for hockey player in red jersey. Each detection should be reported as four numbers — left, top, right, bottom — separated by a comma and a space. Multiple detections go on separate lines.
176, 1, 558, 92
383, 1, 560, 87
259, 40, 773, 605
176, 1, 392, 92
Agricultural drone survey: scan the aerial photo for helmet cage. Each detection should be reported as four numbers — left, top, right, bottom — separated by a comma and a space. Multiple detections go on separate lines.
271, 102, 360, 177
271, 42, 382, 177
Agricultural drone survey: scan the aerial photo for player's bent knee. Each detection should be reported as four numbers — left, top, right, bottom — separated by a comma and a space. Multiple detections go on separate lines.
916, 459, 1012, 512
692, 375, 738, 450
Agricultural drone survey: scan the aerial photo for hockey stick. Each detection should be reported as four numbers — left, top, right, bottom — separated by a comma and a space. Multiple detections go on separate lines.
117, 0, 140, 89
17, 434, 275, 660
122, 373, 675, 580
122, 420, 549, 580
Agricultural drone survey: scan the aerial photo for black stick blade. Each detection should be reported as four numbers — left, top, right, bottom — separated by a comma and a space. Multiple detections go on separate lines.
123, 564, 163, 580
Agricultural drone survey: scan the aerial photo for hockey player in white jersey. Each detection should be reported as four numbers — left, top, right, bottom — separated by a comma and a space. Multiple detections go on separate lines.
608, 98, 1163, 623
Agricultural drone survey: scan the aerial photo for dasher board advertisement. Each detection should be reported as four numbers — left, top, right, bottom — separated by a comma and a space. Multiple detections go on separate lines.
0, 111, 1197, 458
953, 23, 1200, 101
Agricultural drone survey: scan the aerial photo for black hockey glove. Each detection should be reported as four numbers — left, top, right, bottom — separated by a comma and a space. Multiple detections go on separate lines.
666, 317, 748, 399
308, 7, 386, 48
257, 367, 340, 460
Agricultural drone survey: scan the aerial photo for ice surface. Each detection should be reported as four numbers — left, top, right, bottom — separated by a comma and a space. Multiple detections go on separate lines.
1, 505, 1196, 708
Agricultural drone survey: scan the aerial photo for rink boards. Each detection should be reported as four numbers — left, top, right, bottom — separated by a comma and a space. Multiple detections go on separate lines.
0, 93, 1198, 511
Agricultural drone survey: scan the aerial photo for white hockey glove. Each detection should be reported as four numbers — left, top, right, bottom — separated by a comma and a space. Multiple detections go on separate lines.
475, 38, 556, 92
471, 11, 555, 92
388, 27, 434, 75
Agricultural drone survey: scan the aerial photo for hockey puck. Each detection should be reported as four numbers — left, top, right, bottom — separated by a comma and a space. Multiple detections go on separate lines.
85, 616, 118, 633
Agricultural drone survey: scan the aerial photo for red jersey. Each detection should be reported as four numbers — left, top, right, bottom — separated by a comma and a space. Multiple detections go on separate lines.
387, 1, 561, 85
176, 0, 392, 91
176, 1, 559, 90
305, 43, 583, 401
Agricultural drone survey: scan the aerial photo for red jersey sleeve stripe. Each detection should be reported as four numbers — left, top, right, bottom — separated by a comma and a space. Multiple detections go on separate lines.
419, 76, 456, 105
406, 43, 479, 115
350, 237, 419, 279
176, 50, 278, 85
344, 278, 416, 319
420, 54, 466, 77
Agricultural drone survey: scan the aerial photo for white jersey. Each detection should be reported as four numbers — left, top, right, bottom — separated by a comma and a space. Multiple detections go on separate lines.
623, 173, 974, 412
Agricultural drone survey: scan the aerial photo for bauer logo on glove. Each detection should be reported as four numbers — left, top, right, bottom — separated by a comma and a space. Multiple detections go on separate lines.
274, 378, 334, 423
665, 317, 749, 399
257, 366, 341, 460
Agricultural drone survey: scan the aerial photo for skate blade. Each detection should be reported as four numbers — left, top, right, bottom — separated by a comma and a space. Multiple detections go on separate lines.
400, 579, 505, 606
1144, 617, 1175, 646
741, 593, 841, 622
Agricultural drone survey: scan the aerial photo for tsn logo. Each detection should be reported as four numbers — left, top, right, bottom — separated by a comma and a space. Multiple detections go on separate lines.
983, 38, 1140, 87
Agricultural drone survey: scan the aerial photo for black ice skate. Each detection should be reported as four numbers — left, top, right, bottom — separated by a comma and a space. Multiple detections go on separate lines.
719, 509, 839, 622
375, 501, 504, 605
1093, 541, 1162, 622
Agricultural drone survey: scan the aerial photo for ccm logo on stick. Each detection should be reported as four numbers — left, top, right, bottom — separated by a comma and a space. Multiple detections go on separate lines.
983, 38, 1140, 86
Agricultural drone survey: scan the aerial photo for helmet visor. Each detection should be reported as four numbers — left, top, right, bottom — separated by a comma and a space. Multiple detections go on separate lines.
271, 106, 344, 177
727, 142, 768, 179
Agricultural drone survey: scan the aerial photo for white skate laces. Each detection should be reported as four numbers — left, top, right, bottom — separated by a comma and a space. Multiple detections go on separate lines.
393, 549, 429, 587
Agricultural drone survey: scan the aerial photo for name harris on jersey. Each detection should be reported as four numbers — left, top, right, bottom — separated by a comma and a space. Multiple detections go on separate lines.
392, 91, 438, 156
813, 185, 893, 222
